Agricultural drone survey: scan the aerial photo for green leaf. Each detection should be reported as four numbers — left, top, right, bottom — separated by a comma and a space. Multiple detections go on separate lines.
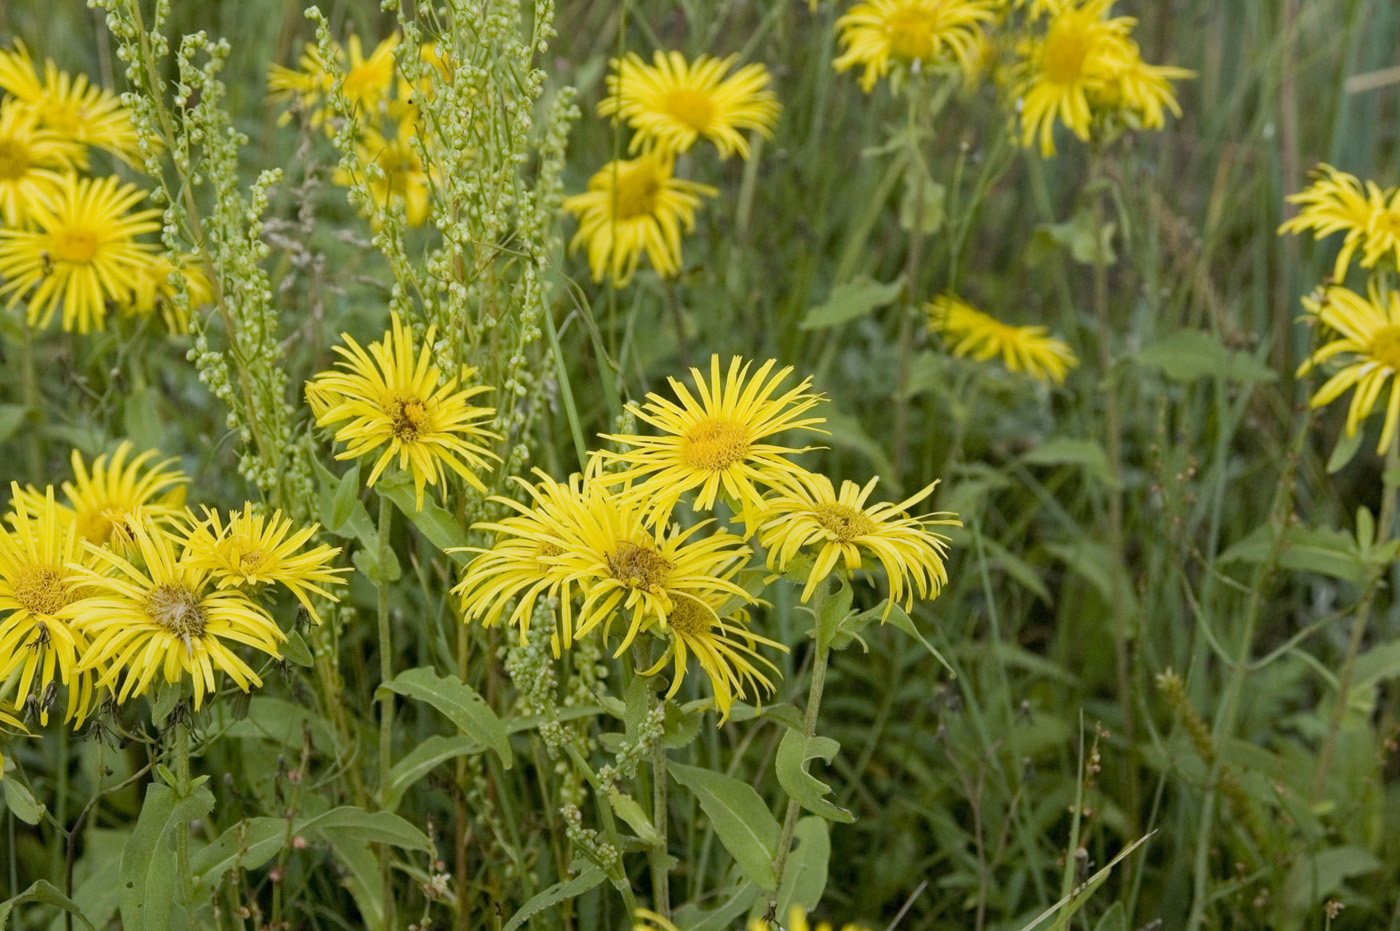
502, 866, 606, 931
352, 547, 400, 585
1092, 902, 1127, 931
799, 276, 905, 330
331, 464, 362, 531
0, 404, 31, 444
377, 472, 471, 562
775, 731, 853, 823
313, 458, 375, 546
882, 601, 956, 676
673, 882, 761, 931
119, 783, 214, 931
123, 387, 164, 453
607, 791, 663, 845
281, 631, 314, 667
385, 735, 483, 811
775, 818, 831, 918
1284, 846, 1381, 912
669, 761, 781, 890
1327, 430, 1364, 474
221, 696, 337, 752
300, 807, 431, 851
192, 818, 288, 891
1018, 833, 1154, 931
325, 838, 383, 931
1137, 330, 1277, 385
815, 579, 854, 646
1021, 438, 1119, 489
377, 667, 511, 767
1034, 208, 1116, 266
3, 777, 45, 825
0, 881, 94, 931
899, 176, 945, 234
977, 537, 1052, 604
1218, 523, 1368, 585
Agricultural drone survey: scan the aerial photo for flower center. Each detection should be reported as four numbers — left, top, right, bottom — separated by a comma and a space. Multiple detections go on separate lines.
386, 396, 431, 442
663, 88, 718, 132
1042, 13, 1096, 85
607, 541, 673, 590
813, 503, 878, 542
53, 228, 99, 264
678, 416, 751, 472
886, 4, 940, 61
1369, 325, 1400, 372
235, 541, 267, 575
12, 565, 69, 617
534, 540, 563, 573
1373, 209, 1400, 241
0, 140, 31, 180
665, 596, 711, 638
614, 161, 664, 221
144, 583, 209, 641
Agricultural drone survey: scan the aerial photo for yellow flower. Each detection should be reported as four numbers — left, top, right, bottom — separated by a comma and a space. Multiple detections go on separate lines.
1089, 40, 1191, 132
333, 128, 434, 226
833, 0, 1000, 91
928, 294, 1079, 383
268, 34, 401, 130
13, 442, 187, 551
1280, 165, 1400, 282
306, 312, 500, 510
1297, 284, 1400, 454
598, 355, 828, 531
0, 41, 141, 162
0, 484, 99, 726
0, 174, 160, 333
562, 153, 716, 285
748, 906, 876, 931
598, 52, 780, 160
0, 99, 83, 227
116, 252, 213, 334
640, 588, 783, 721
1013, 0, 1135, 155
181, 504, 347, 625
71, 519, 285, 710
633, 910, 682, 931
759, 472, 959, 615
452, 469, 594, 652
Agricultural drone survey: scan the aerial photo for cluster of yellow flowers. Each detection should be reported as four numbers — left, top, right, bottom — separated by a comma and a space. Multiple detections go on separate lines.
0, 443, 344, 731
455, 356, 958, 719
562, 51, 780, 285
1283, 165, 1400, 455
268, 34, 448, 227
0, 41, 210, 334
830, 0, 1189, 156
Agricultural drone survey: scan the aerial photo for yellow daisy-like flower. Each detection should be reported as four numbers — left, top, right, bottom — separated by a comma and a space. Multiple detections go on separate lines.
0, 173, 159, 333
306, 312, 500, 511
180, 504, 347, 625
13, 442, 187, 551
452, 469, 595, 652
1297, 284, 1400, 454
71, 519, 285, 710
333, 128, 434, 226
0, 41, 141, 162
599, 355, 828, 530
0, 99, 83, 227
928, 294, 1079, 384
268, 34, 401, 130
759, 472, 959, 615
562, 153, 716, 285
598, 52, 780, 160
1088, 40, 1191, 133
833, 0, 1000, 91
748, 906, 876, 931
0, 484, 99, 727
116, 252, 212, 335
1280, 165, 1400, 282
640, 589, 783, 721
1013, 0, 1136, 155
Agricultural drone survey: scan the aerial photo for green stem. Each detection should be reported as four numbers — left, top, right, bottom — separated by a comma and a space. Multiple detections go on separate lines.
893, 78, 928, 488
19, 322, 41, 482
767, 584, 835, 920
375, 495, 395, 926
649, 696, 671, 920
1311, 438, 1400, 801
176, 715, 194, 904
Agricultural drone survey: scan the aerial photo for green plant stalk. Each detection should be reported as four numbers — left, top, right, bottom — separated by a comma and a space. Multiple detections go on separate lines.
649, 696, 671, 920
1087, 143, 1140, 831
1311, 438, 1400, 802
893, 77, 928, 488
51, 724, 67, 886
767, 583, 834, 919
176, 716, 194, 904
375, 494, 395, 927
19, 322, 41, 482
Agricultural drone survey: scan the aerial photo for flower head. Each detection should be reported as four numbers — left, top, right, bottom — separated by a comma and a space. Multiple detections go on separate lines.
306, 313, 500, 510
116, 252, 212, 334
268, 34, 401, 130
181, 504, 347, 625
1280, 165, 1400, 282
759, 472, 959, 615
1297, 284, 1400, 454
0, 99, 83, 227
928, 294, 1078, 383
562, 153, 716, 285
599, 52, 780, 160
598, 355, 828, 530
0, 42, 141, 162
0, 173, 160, 333
0, 484, 99, 726
333, 128, 434, 226
14, 442, 187, 551
833, 0, 1000, 91
71, 519, 285, 710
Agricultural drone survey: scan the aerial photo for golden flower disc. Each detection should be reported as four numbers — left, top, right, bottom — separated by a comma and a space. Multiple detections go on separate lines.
1042, 12, 1095, 83
813, 502, 879, 542
663, 88, 719, 132
606, 541, 673, 590
678, 417, 751, 472
12, 565, 68, 617
144, 583, 208, 640
614, 159, 665, 221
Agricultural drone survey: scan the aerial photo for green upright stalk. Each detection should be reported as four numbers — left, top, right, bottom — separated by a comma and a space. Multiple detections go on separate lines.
375, 495, 395, 926
893, 77, 929, 488
649, 698, 671, 920
51, 724, 68, 886
175, 716, 194, 903
19, 322, 41, 482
